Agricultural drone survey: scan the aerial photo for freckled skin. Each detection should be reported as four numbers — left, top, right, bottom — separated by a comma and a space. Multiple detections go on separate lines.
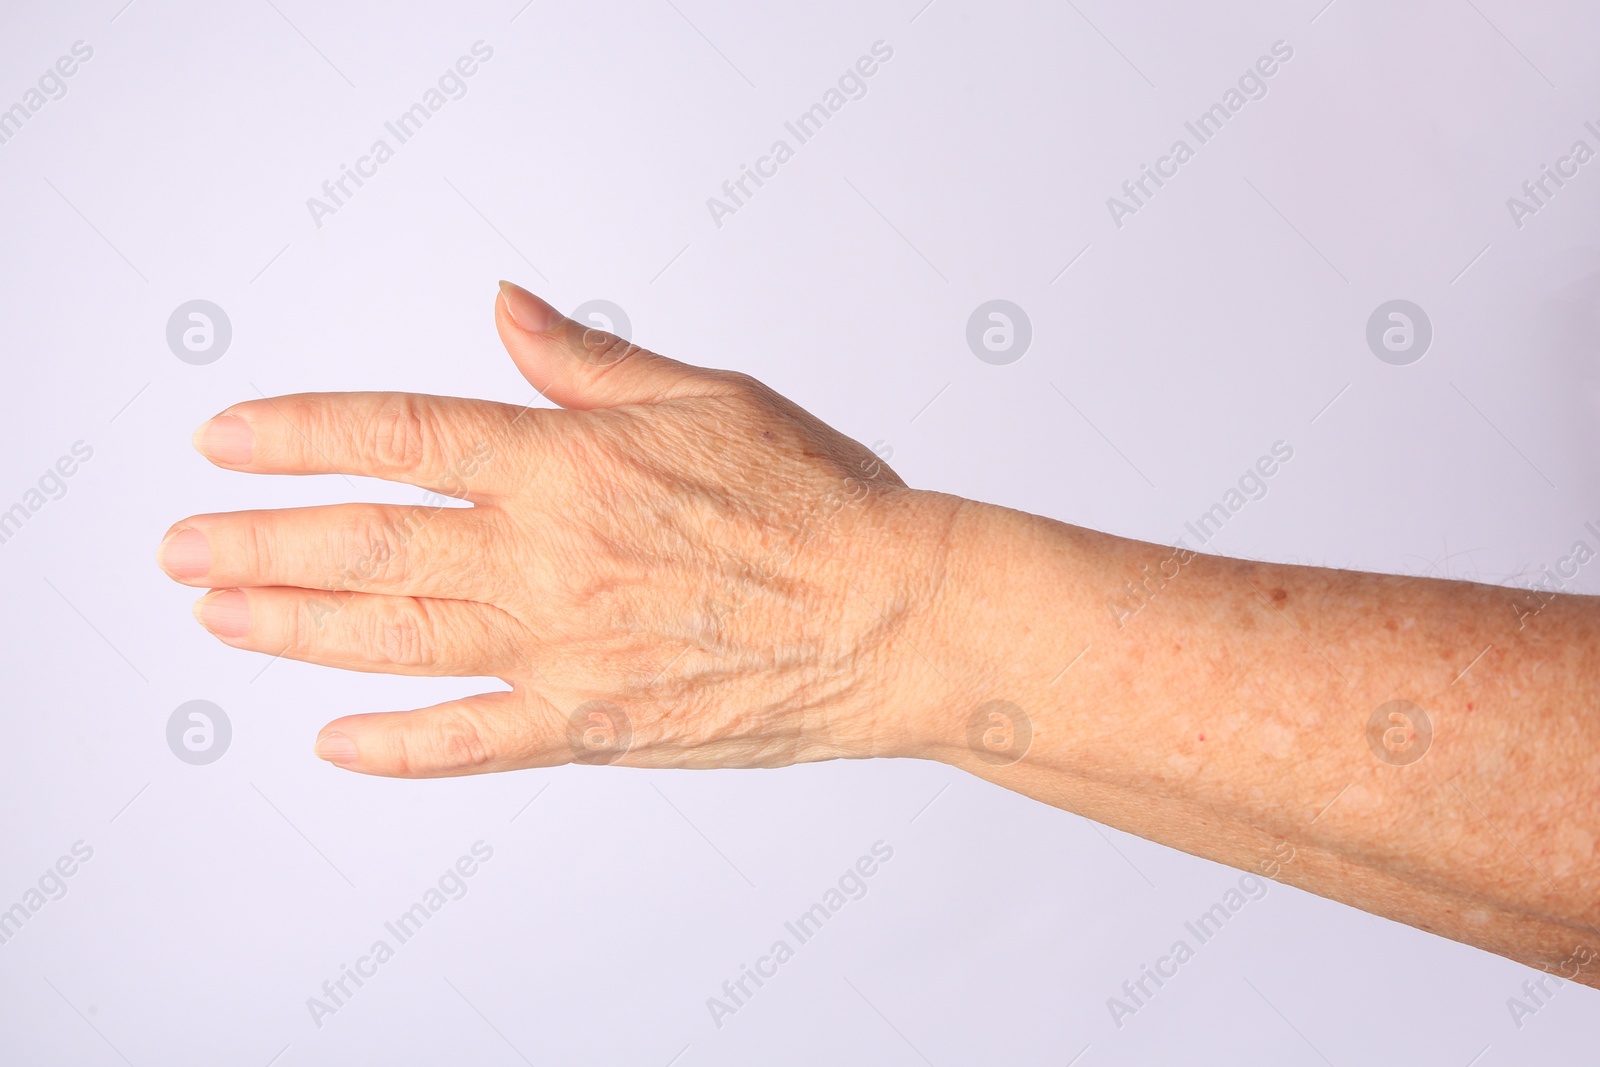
924, 511, 1600, 985
162, 283, 1600, 988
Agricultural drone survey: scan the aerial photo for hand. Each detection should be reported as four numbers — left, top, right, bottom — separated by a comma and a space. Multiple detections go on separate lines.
159, 282, 962, 777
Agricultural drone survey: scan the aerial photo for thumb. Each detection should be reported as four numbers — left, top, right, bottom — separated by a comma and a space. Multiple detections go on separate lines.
495, 280, 713, 409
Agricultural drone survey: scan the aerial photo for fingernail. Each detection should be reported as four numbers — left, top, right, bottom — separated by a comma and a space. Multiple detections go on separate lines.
195, 589, 250, 638
193, 415, 254, 464
315, 732, 358, 765
498, 280, 564, 333
160, 527, 212, 578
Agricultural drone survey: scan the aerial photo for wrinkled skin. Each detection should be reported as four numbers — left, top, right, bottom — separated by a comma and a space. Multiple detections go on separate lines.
160, 283, 960, 776
158, 285, 1600, 985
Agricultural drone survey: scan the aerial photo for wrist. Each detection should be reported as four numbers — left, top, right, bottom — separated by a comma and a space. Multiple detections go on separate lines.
859, 491, 1098, 766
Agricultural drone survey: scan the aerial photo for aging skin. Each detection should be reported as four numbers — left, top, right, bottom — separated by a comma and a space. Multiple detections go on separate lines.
159, 281, 1600, 986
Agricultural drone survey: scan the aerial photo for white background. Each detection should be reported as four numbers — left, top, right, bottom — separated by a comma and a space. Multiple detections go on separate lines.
1, 0, 1597, 1063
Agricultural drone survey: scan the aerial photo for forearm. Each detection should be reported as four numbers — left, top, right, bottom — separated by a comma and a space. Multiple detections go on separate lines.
175, 285, 1600, 982
892, 492, 1600, 983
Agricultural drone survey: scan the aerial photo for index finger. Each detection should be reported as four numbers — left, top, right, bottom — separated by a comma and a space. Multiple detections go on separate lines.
193, 391, 535, 499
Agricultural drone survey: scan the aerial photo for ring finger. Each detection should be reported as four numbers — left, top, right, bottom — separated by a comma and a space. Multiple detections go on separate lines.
160, 503, 510, 601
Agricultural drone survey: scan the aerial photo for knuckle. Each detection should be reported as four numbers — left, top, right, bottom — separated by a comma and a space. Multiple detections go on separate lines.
241, 518, 276, 578
707, 369, 770, 403
340, 506, 410, 589
720, 370, 761, 393
430, 706, 493, 770
578, 328, 643, 368
374, 601, 434, 668
367, 396, 436, 474
287, 595, 323, 655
